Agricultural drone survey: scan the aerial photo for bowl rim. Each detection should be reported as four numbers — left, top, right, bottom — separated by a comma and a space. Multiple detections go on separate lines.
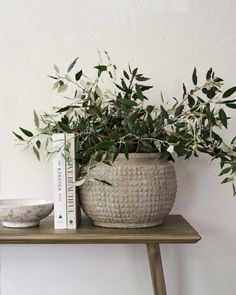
0, 199, 53, 208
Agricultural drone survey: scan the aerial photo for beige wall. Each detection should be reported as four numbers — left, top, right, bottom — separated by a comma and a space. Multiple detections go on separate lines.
0, 1, 236, 294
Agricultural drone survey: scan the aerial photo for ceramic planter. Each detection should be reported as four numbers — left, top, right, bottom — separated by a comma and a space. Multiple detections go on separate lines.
79, 153, 177, 228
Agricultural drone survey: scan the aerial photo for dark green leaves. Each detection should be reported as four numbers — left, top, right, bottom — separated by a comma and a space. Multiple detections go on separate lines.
95, 141, 113, 150
13, 132, 24, 141
33, 146, 40, 161
36, 140, 41, 149
56, 106, 71, 113
219, 167, 231, 176
226, 103, 236, 109
187, 95, 195, 108
124, 144, 129, 159
135, 75, 150, 81
123, 70, 129, 80
146, 105, 155, 113
206, 68, 212, 80
175, 105, 184, 117
182, 83, 187, 98
121, 99, 138, 107
14, 57, 236, 196
192, 67, 197, 86
223, 86, 236, 98
20, 128, 33, 137
67, 57, 78, 73
94, 178, 112, 186
94, 65, 107, 71
75, 70, 83, 81
57, 122, 72, 133
219, 109, 227, 128
160, 105, 169, 119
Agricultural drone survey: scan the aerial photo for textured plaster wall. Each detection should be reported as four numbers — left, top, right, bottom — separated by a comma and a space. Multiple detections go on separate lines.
0, 1, 236, 294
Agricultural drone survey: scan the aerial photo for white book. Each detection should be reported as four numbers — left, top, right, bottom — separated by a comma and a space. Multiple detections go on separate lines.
52, 133, 67, 229
65, 134, 79, 229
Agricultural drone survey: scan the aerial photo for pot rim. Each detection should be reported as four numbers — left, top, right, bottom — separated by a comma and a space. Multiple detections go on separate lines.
116, 153, 161, 159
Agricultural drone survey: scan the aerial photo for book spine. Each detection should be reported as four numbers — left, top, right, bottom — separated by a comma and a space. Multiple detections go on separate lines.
52, 133, 67, 229
65, 134, 78, 229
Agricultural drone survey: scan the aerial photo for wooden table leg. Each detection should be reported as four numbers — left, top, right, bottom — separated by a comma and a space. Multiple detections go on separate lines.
146, 244, 167, 295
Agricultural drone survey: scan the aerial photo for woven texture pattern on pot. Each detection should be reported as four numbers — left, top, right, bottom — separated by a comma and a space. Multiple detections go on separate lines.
79, 153, 177, 228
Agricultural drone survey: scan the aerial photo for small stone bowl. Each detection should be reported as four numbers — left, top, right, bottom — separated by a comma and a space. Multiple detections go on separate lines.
0, 199, 54, 228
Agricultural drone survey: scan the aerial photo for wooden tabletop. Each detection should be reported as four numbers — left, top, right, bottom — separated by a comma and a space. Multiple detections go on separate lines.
0, 215, 200, 244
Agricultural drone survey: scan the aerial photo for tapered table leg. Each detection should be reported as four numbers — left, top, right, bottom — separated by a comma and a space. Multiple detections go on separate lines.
146, 244, 167, 295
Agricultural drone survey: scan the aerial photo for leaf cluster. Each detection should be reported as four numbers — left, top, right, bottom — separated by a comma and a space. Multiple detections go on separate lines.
13, 56, 236, 194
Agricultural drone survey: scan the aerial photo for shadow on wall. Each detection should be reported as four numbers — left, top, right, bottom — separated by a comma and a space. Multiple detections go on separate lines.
168, 156, 205, 295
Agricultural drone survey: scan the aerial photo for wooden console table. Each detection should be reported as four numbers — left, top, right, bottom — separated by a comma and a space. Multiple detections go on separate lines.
0, 215, 200, 295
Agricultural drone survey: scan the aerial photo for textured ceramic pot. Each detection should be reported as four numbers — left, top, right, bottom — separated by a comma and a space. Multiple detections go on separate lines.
79, 153, 177, 228
0, 199, 54, 228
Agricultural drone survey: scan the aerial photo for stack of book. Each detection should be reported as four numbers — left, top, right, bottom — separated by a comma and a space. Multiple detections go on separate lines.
52, 133, 80, 229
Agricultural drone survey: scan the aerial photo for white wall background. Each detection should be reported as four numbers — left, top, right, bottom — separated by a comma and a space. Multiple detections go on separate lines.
0, 0, 236, 294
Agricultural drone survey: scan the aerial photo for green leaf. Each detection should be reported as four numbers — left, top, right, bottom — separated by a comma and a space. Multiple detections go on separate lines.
219, 109, 227, 128
188, 95, 195, 108
135, 85, 144, 100
175, 105, 184, 117
231, 136, 236, 145
139, 85, 153, 91
223, 86, 236, 98
135, 75, 150, 81
154, 140, 161, 150
56, 106, 71, 113
13, 131, 24, 141
34, 110, 39, 128
214, 77, 223, 82
48, 75, 58, 80
110, 131, 120, 140
192, 67, 197, 85
221, 99, 236, 104
124, 144, 129, 160
33, 146, 40, 161
219, 167, 231, 176
67, 57, 78, 73
122, 99, 138, 107
94, 178, 112, 186
36, 140, 41, 149
53, 81, 59, 89
182, 83, 187, 98
93, 105, 103, 118
226, 103, 236, 109
95, 141, 113, 150
207, 88, 216, 99
20, 128, 33, 137
146, 105, 155, 113
160, 105, 169, 119
74, 178, 86, 186
132, 68, 138, 75
75, 70, 83, 81
221, 177, 233, 184
54, 64, 60, 73
206, 68, 212, 80
114, 83, 125, 92
233, 183, 236, 196
95, 151, 104, 162
58, 84, 68, 93
57, 122, 71, 133
94, 65, 107, 71
123, 70, 129, 80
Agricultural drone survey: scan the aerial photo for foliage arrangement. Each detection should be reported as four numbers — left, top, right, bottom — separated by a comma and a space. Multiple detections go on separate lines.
13, 53, 236, 194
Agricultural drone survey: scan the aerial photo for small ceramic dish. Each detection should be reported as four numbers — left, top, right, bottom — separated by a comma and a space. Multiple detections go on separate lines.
0, 199, 54, 228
